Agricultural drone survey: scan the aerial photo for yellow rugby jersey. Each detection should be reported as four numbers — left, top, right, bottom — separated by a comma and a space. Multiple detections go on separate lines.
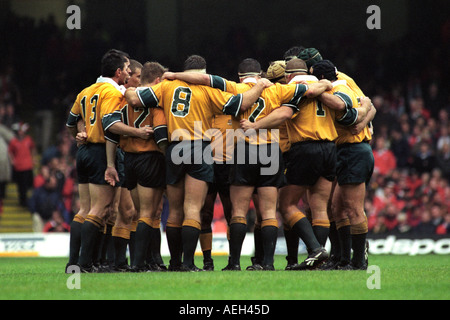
212, 77, 306, 145
67, 78, 124, 144
118, 96, 167, 153
285, 75, 339, 144
136, 79, 244, 142
210, 114, 234, 162
331, 80, 372, 145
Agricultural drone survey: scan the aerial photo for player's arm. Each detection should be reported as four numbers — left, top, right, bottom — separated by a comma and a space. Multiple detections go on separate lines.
124, 87, 142, 108
163, 71, 211, 86
240, 106, 294, 131
104, 140, 119, 187
350, 97, 377, 134
304, 79, 333, 98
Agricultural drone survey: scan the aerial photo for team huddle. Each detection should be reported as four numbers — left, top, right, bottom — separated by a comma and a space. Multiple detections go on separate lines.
65, 46, 376, 273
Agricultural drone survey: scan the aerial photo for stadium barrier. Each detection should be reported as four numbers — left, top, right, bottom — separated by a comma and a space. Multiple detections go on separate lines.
0, 233, 449, 257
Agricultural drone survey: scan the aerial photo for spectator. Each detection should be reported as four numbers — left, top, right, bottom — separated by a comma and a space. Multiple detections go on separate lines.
42, 209, 70, 233
412, 209, 436, 235
8, 122, 35, 207
390, 128, 411, 169
29, 173, 68, 232
436, 142, 450, 182
373, 136, 397, 176
412, 141, 437, 174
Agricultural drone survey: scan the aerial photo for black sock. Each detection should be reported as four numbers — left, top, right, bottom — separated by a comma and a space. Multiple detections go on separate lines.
291, 218, 321, 252
68, 220, 83, 265
328, 222, 340, 260
113, 236, 129, 267
78, 220, 101, 268
100, 224, 113, 265
166, 226, 182, 267
261, 226, 278, 266
284, 228, 299, 264
229, 223, 247, 266
129, 230, 136, 267
313, 225, 329, 247
253, 226, 263, 264
150, 227, 164, 265
351, 233, 367, 267
134, 221, 153, 268
182, 226, 200, 267
337, 225, 351, 265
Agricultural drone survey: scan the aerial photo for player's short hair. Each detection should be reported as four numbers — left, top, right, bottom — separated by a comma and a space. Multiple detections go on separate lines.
238, 58, 262, 78
129, 59, 143, 75
311, 60, 338, 81
285, 58, 308, 75
183, 55, 207, 72
283, 46, 305, 62
101, 49, 130, 77
141, 61, 168, 85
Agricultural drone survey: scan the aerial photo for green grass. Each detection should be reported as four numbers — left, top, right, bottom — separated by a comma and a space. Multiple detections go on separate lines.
0, 255, 448, 300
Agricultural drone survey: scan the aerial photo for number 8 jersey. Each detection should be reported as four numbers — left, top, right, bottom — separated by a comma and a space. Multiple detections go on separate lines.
135, 79, 244, 142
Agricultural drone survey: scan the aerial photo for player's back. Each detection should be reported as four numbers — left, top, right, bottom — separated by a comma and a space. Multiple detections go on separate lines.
70, 81, 124, 144
287, 75, 339, 143
148, 79, 238, 142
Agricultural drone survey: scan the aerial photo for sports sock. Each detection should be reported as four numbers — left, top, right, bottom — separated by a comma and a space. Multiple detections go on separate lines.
283, 226, 299, 265
182, 219, 201, 268
312, 219, 330, 247
78, 215, 102, 268
166, 224, 182, 268
336, 219, 351, 265
229, 216, 247, 266
133, 219, 153, 268
100, 223, 113, 266
351, 221, 368, 267
328, 221, 341, 260
253, 224, 263, 264
129, 220, 138, 267
112, 226, 130, 267
261, 219, 278, 266
68, 215, 84, 265
288, 212, 321, 251
200, 228, 213, 262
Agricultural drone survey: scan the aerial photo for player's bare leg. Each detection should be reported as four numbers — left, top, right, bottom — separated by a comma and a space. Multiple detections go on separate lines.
200, 191, 216, 270
78, 184, 115, 271
227, 185, 254, 270
181, 174, 208, 271
66, 183, 90, 270
337, 183, 368, 269
256, 186, 279, 270
132, 184, 164, 271
308, 177, 333, 246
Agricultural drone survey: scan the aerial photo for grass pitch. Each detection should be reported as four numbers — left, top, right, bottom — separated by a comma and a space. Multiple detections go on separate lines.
0, 255, 448, 300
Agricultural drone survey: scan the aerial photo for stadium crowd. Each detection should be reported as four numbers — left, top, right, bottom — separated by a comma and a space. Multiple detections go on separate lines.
0, 12, 449, 239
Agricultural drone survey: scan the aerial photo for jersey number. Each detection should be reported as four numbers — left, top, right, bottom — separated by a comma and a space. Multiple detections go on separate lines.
316, 101, 325, 117
121, 104, 150, 128
248, 98, 265, 122
80, 94, 99, 125
171, 87, 191, 117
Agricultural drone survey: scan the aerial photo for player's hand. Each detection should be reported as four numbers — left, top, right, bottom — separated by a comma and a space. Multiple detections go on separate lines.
136, 126, 154, 140
104, 166, 119, 187
76, 132, 87, 146
257, 78, 274, 88
240, 119, 257, 132
162, 72, 176, 80
319, 79, 333, 91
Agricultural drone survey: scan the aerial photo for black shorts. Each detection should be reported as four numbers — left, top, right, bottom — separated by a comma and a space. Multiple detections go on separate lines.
165, 141, 214, 185
208, 163, 231, 196
336, 142, 374, 185
116, 148, 125, 188
76, 143, 108, 185
286, 140, 336, 186
229, 142, 285, 188
124, 151, 166, 190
